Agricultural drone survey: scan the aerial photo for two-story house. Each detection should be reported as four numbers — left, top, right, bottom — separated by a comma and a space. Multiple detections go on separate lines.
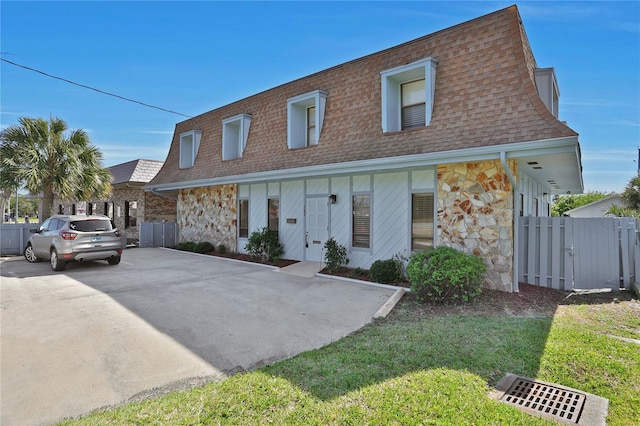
147, 5, 583, 292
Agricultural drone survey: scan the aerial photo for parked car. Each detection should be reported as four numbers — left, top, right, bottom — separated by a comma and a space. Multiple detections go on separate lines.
24, 215, 123, 271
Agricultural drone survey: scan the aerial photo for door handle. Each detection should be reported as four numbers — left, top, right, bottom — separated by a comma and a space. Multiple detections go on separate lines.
305, 232, 309, 248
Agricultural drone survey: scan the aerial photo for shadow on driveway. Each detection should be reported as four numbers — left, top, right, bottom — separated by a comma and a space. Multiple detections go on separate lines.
0, 248, 395, 425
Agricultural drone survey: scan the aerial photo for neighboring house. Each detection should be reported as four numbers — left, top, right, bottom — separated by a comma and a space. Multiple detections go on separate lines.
147, 5, 583, 292
565, 194, 623, 218
56, 159, 177, 244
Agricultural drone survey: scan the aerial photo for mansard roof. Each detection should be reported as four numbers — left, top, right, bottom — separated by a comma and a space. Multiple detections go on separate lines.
149, 5, 579, 190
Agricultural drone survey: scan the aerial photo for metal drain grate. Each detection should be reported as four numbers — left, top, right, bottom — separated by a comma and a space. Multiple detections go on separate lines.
501, 378, 586, 423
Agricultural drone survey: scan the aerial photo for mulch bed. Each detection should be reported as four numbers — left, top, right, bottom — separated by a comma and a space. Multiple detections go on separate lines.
204, 250, 299, 268
396, 283, 638, 319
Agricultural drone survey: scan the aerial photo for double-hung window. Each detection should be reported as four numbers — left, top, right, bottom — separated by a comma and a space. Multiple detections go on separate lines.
401, 79, 426, 129
381, 57, 437, 133
179, 130, 201, 168
352, 194, 371, 249
306, 106, 316, 145
268, 198, 279, 235
287, 90, 327, 149
222, 114, 251, 160
411, 193, 434, 251
238, 199, 249, 238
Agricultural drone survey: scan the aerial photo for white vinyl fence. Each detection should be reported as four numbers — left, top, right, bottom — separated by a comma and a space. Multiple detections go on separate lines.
518, 217, 638, 291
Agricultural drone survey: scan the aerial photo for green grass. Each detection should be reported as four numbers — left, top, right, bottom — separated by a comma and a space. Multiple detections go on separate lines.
60, 294, 639, 425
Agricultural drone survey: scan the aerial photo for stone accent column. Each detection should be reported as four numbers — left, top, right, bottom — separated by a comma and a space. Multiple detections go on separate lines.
178, 185, 237, 251
437, 160, 517, 292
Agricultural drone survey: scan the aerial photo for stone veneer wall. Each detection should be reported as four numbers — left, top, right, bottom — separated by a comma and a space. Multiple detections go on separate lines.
178, 185, 237, 251
437, 159, 517, 292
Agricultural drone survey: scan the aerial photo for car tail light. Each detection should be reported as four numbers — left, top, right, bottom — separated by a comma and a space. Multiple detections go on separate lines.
59, 231, 77, 240
114, 229, 122, 237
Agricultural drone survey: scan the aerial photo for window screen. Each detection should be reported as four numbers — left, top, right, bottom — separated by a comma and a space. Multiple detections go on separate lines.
352, 194, 370, 248
307, 106, 316, 145
268, 198, 279, 234
239, 199, 249, 238
402, 79, 426, 129
411, 193, 434, 251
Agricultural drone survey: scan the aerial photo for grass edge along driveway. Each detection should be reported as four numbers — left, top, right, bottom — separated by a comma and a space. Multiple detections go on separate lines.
60, 291, 639, 426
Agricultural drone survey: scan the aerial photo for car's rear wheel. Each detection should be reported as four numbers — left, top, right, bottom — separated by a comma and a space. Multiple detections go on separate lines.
24, 244, 42, 263
50, 249, 66, 271
108, 255, 121, 265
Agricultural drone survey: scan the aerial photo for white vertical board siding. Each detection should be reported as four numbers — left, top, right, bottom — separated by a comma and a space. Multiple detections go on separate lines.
306, 178, 329, 195
281, 180, 305, 260
352, 175, 371, 192
239, 184, 250, 198
268, 182, 280, 198
411, 169, 435, 190
372, 172, 409, 261
330, 176, 351, 249
518, 171, 549, 217
249, 183, 267, 233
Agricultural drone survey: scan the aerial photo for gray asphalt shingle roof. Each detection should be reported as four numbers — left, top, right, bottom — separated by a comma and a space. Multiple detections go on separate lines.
109, 159, 164, 185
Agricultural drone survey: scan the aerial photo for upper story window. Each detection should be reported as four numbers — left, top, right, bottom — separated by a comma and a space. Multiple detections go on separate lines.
222, 114, 252, 161
179, 130, 201, 168
306, 106, 316, 145
401, 79, 426, 129
287, 90, 327, 149
381, 57, 438, 133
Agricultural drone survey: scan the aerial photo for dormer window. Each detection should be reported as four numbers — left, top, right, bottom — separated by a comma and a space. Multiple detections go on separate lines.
401, 79, 426, 129
381, 57, 438, 133
307, 106, 316, 145
179, 130, 201, 168
534, 67, 560, 118
222, 114, 252, 161
287, 90, 327, 149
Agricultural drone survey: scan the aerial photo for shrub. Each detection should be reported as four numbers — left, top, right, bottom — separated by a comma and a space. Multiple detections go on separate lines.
217, 244, 228, 254
323, 238, 349, 273
407, 246, 486, 304
176, 241, 196, 252
193, 241, 215, 253
245, 227, 284, 264
370, 258, 404, 284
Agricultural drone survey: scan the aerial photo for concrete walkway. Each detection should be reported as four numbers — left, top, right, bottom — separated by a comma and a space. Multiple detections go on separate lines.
0, 249, 396, 425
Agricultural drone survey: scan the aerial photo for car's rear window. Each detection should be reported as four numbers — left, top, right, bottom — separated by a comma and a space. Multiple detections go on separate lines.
69, 220, 113, 232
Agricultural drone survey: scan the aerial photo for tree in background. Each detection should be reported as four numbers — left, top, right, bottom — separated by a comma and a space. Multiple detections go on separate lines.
0, 117, 111, 219
606, 175, 640, 218
551, 191, 610, 217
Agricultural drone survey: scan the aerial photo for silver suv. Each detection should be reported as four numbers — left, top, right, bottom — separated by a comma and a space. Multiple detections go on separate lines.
24, 215, 124, 271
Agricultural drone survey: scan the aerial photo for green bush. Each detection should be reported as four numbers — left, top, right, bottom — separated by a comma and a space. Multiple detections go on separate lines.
245, 227, 284, 264
370, 258, 404, 284
193, 241, 215, 253
323, 238, 349, 272
407, 246, 486, 304
217, 244, 228, 254
176, 241, 196, 252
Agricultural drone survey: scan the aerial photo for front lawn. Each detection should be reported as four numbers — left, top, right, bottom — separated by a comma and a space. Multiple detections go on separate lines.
60, 287, 639, 425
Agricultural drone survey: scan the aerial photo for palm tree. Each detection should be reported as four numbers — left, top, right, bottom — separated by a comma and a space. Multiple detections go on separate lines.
0, 117, 111, 219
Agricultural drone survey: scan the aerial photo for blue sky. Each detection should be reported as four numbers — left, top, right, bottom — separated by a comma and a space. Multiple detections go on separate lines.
1, 1, 639, 194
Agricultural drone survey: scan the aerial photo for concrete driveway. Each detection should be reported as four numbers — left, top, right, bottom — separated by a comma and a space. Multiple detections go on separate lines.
0, 248, 397, 425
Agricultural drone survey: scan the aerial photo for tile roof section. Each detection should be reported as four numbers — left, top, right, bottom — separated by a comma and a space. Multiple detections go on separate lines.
150, 5, 578, 187
109, 159, 164, 185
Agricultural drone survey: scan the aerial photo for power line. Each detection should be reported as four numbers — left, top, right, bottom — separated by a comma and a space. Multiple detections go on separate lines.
1, 58, 193, 118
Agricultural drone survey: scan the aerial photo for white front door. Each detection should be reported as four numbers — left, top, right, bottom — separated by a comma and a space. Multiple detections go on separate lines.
305, 197, 329, 262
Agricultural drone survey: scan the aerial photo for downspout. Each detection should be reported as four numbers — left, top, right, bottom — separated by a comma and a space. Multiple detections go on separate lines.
500, 151, 519, 292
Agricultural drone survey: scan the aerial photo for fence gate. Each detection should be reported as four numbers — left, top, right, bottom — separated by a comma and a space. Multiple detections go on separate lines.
518, 217, 638, 291
139, 221, 177, 248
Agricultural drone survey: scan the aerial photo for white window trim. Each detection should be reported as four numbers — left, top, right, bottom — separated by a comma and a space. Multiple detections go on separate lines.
179, 130, 201, 169
222, 114, 252, 161
381, 57, 438, 133
287, 90, 328, 149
